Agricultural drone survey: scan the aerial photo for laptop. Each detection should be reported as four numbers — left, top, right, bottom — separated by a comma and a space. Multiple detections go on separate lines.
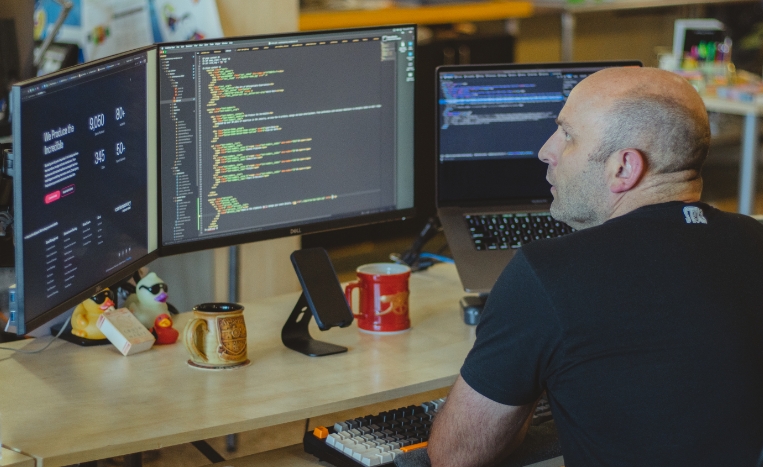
436, 61, 642, 294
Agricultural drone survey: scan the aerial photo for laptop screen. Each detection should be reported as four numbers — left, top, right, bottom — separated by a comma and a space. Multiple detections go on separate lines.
436, 62, 641, 207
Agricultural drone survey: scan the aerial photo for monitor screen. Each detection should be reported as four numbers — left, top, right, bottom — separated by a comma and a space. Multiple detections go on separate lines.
158, 26, 416, 255
436, 61, 642, 206
11, 47, 159, 334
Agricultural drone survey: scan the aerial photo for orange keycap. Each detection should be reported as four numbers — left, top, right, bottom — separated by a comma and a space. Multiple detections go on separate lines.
400, 441, 428, 453
312, 426, 329, 439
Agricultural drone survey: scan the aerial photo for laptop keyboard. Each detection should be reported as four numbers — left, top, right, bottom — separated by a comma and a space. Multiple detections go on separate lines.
465, 212, 574, 250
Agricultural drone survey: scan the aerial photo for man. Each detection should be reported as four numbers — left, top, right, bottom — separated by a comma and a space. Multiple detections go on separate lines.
427, 67, 763, 466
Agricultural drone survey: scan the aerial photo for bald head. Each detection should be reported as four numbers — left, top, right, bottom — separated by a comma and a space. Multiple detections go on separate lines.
539, 67, 710, 229
578, 67, 710, 177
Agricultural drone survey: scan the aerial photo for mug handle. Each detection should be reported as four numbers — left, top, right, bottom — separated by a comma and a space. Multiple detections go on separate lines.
184, 318, 208, 362
344, 281, 362, 318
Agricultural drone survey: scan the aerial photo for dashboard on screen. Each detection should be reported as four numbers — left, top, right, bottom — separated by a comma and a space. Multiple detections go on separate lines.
11, 47, 158, 334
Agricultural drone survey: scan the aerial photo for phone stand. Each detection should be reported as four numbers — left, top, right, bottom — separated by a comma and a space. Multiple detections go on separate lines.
281, 293, 348, 357
282, 247, 353, 357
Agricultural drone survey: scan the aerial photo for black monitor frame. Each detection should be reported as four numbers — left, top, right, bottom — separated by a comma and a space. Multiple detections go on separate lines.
156, 25, 417, 257
11, 46, 159, 334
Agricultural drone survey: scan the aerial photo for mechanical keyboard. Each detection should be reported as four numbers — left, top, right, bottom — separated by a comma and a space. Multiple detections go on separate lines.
465, 213, 574, 251
304, 398, 444, 466
303, 395, 554, 466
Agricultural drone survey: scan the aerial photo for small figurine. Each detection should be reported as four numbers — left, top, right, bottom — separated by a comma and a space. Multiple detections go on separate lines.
71, 289, 116, 340
152, 313, 179, 345
124, 272, 170, 330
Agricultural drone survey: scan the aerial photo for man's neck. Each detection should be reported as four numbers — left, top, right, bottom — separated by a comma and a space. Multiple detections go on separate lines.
607, 173, 703, 223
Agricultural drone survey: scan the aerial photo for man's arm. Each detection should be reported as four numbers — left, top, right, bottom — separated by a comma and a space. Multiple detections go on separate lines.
427, 375, 536, 467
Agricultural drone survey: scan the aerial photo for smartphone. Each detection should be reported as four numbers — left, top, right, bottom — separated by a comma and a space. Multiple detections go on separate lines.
290, 248, 354, 330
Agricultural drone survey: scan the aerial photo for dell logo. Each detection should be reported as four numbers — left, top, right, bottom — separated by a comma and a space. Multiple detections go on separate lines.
290, 228, 301, 235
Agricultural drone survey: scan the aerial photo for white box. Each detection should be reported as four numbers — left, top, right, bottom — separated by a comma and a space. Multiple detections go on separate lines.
96, 308, 155, 356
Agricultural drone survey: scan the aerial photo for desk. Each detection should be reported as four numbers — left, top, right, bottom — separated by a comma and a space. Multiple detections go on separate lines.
532, 0, 757, 62
702, 96, 763, 215
0, 449, 34, 467
0, 264, 470, 467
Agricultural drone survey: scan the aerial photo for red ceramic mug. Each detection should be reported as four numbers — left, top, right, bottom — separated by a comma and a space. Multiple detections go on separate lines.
345, 263, 411, 334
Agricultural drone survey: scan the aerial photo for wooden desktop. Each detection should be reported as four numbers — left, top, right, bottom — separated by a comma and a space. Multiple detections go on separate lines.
0, 263, 472, 467
0, 449, 33, 467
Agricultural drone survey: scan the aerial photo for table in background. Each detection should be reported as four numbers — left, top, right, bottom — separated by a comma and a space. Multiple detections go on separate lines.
299, 1, 533, 30
533, 0, 757, 62
0, 264, 470, 467
702, 96, 763, 215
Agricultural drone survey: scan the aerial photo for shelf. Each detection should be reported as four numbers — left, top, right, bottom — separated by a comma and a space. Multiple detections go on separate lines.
533, 0, 757, 13
299, 1, 533, 30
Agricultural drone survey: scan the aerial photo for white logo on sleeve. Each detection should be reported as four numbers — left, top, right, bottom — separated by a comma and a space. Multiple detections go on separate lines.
683, 206, 707, 224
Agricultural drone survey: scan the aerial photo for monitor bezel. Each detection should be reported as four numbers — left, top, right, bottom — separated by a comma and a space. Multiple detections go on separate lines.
156, 25, 418, 257
11, 45, 159, 335
434, 60, 644, 209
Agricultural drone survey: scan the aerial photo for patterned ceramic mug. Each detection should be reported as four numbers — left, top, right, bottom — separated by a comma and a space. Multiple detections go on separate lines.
184, 303, 249, 369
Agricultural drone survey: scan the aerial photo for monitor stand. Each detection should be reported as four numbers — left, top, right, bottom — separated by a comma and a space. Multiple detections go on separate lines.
281, 293, 348, 357
50, 320, 110, 347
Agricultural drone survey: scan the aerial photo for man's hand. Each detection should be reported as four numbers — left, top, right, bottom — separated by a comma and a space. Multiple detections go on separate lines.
427, 376, 536, 467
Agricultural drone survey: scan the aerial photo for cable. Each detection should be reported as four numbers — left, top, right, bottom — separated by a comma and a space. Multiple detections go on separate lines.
419, 253, 454, 264
0, 316, 70, 355
390, 217, 450, 272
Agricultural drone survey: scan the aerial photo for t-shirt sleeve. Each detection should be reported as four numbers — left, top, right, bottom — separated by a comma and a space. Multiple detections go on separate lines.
460, 249, 562, 406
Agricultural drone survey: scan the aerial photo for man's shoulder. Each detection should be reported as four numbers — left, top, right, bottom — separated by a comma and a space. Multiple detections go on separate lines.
519, 202, 763, 271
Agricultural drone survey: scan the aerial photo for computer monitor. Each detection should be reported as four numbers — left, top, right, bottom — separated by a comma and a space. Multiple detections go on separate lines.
10, 46, 159, 334
158, 26, 416, 256
436, 61, 643, 205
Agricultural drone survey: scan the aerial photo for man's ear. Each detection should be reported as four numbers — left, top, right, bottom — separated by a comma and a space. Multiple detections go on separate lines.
608, 148, 646, 194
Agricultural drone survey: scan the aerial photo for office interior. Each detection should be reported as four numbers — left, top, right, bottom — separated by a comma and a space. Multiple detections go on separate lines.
1, 1, 762, 466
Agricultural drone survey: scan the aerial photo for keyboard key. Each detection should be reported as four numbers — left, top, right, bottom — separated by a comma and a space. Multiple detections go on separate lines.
334, 421, 348, 432
401, 441, 429, 453
326, 433, 341, 447
313, 426, 329, 439
360, 453, 383, 466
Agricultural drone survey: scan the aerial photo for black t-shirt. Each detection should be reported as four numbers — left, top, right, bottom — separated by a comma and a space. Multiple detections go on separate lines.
461, 201, 763, 467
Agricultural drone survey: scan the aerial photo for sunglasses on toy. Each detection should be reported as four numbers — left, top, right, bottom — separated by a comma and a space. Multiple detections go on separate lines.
140, 283, 169, 294
91, 290, 115, 305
